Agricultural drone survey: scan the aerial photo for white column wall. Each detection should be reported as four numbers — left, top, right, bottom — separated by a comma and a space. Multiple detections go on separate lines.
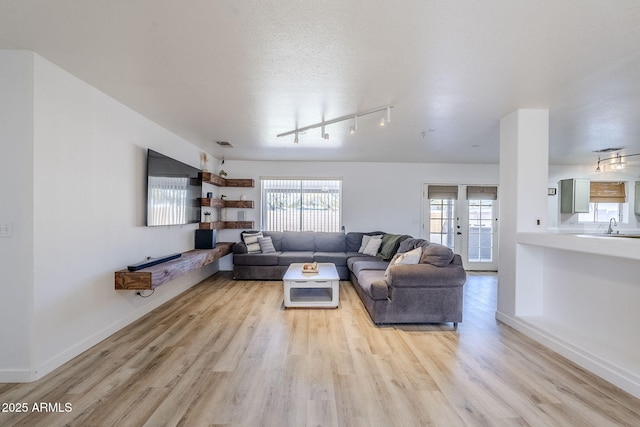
497, 109, 549, 317
0, 51, 35, 380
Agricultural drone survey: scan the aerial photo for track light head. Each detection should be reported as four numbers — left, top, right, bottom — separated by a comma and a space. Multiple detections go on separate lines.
321, 125, 329, 140
350, 116, 358, 134
293, 132, 299, 144
380, 107, 391, 126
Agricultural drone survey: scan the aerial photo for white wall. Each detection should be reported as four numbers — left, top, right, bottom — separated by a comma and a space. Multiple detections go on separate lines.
0, 51, 35, 380
215, 160, 499, 247
0, 52, 221, 381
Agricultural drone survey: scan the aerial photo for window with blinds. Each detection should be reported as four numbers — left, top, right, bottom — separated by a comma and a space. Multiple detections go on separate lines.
590, 181, 626, 203
261, 178, 342, 232
578, 181, 627, 223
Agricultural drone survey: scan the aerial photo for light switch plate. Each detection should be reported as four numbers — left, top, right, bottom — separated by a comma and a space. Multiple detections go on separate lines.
0, 223, 13, 237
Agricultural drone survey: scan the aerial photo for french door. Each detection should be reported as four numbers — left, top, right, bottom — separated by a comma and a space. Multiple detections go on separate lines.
423, 184, 499, 271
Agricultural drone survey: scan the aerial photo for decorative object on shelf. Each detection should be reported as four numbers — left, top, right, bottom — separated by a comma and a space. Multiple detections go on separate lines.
220, 194, 227, 200
203, 211, 212, 222
240, 194, 247, 201
200, 152, 210, 171
277, 105, 394, 144
207, 192, 213, 198
219, 169, 228, 177
238, 210, 245, 221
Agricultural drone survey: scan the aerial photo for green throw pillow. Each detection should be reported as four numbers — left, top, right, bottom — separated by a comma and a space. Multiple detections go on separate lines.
377, 234, 408, 261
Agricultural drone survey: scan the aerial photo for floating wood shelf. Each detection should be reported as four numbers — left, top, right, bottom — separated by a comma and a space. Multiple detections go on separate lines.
223, 200, 254, 208
224, 178, 255, 187
115, 242, 233, 290
199, 197, 225, 208
199, 221, 254, 230
199, 198, 254, 209
200, 172, 254, 188
198, 221, 225, 230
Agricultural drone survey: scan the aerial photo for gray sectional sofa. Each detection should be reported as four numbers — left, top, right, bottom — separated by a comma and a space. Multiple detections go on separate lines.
232, 231, 467, 326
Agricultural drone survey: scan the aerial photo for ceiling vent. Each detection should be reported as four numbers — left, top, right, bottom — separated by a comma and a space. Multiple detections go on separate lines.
593, 147, 623, 153
216, 140, 234, 147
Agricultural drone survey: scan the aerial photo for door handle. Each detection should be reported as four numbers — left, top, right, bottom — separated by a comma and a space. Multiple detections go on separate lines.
456, 232, 462, 235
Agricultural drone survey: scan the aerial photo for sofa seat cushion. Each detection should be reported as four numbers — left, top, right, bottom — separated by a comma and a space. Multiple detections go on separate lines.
314, 252, 348, 266
278, 251, 314, 265
346, 255, 380, 270
356, 270, 389, 300
233, 253, 281, 266
351, 260, 390, 276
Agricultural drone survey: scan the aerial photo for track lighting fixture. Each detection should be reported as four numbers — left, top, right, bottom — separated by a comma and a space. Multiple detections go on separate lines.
594, 151, 640, 172
277, 105, 394, 144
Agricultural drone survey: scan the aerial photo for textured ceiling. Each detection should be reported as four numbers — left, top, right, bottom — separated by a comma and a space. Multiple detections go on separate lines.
1, 0, 639, 164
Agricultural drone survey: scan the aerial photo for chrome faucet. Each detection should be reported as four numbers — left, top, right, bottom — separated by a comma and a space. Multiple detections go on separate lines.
607, 217, 618, 234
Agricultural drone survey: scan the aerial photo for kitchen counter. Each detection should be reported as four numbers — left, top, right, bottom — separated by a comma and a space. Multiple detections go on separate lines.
517, 232, 640, 261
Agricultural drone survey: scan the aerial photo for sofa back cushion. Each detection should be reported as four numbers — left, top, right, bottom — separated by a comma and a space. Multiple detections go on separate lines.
397, 238, 428, 254
314, 232, 346, 252
263, 231, 284, 251
283, 231, 315, 251
420, 243, 455, 267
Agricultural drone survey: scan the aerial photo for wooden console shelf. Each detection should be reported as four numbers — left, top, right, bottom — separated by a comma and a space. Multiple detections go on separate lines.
200, 172, 254, 188
114, 242, 233, 290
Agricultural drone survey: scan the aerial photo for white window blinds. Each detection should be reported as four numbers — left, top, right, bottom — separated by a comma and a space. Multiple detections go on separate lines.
467, 186, 498, 200
261, 178, 342, 232
427, 185, 459, 199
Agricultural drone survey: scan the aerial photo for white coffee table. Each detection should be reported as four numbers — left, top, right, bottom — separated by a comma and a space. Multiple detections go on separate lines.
283, 263, 340, 308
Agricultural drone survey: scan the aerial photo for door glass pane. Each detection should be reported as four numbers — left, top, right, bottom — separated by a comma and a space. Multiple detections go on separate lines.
429, 198, 455, 249
468, 200, 494, 262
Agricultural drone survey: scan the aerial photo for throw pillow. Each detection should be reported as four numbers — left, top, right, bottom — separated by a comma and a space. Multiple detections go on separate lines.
377, 234, 409, 261
385, 247, 422, 276
242, 231, 263, 254
420, 243, 454, 267
358, 234, 382, 253
258, 236, 276, 254
362, 236, 383, 256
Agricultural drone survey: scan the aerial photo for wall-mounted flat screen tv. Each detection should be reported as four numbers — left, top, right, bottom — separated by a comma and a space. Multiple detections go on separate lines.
146, 149, 201, 226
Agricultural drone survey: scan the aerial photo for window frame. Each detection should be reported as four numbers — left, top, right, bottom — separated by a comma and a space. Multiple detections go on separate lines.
260, 177, 343, 232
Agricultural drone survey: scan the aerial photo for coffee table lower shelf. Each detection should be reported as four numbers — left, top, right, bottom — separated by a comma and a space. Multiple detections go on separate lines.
283, 263, 339, 308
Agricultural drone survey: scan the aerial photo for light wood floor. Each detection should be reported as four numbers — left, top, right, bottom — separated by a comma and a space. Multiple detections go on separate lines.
1, 273, 639, 426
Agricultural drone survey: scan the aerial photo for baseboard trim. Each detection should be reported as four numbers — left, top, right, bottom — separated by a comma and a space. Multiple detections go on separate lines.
0, 266, 217, 383
495, 311, 640, 399
0, 369, 37, 383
